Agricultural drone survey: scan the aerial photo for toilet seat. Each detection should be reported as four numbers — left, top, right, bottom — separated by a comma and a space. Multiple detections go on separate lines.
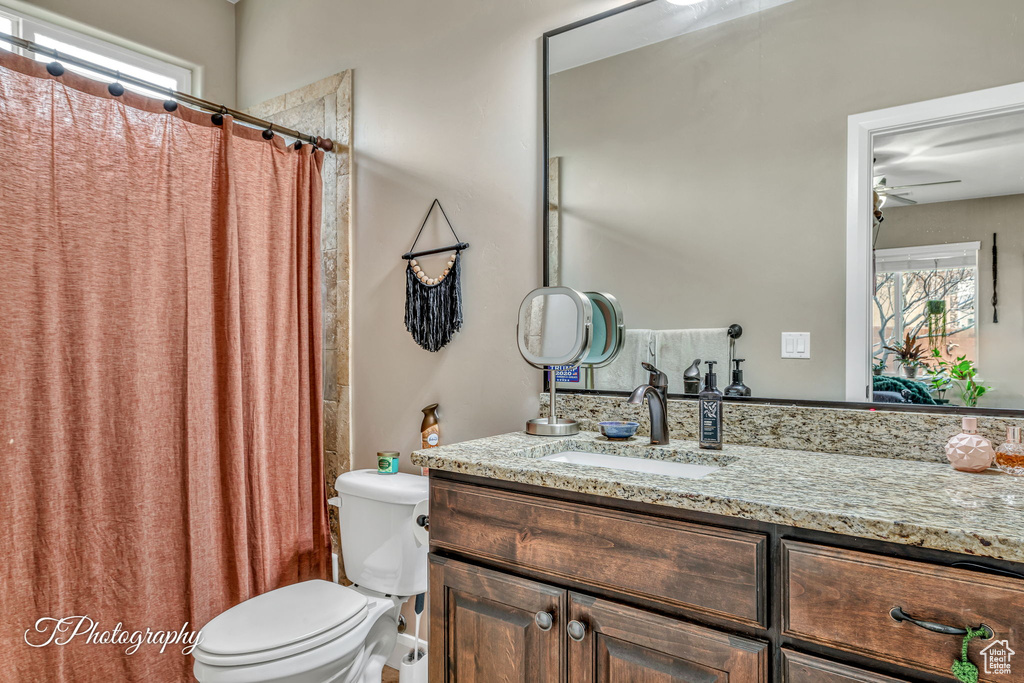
194, 580, 369, 667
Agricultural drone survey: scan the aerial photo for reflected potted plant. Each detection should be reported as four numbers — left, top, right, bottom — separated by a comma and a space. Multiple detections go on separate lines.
923, 362, 952, 404
925, 299, 948, 350
883, 333, 927, 380
930, 349, 990, 408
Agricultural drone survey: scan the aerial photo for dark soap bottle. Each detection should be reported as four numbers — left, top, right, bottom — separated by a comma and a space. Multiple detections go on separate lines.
724, 358, 752, 397
683, 358, 702, 395
699, 361, 723, 450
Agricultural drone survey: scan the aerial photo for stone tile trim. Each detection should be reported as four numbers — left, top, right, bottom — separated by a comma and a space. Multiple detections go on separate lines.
542, 393, 1024, 463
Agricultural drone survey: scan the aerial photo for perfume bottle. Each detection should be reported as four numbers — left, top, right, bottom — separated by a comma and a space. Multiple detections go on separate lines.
995, 426, 1024, 477
945, 417, 994, 473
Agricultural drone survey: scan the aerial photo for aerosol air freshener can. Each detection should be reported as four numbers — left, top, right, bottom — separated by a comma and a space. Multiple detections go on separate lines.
419, 404, 440, 476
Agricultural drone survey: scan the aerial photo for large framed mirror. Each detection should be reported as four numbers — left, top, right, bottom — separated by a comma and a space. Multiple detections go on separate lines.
543, 0, 1024, 415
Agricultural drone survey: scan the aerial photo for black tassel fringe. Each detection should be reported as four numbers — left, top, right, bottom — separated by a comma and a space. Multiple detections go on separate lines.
405, 253, 463, 352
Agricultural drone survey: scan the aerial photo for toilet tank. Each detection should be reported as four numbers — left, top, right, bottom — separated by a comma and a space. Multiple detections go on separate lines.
334, 470, 428, 596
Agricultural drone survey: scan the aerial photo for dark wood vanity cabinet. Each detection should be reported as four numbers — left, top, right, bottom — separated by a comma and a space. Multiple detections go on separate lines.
428, 473, 1024, 682
567, 594, 768, 682
430, 555, 767, 682
429, 557, 563, 682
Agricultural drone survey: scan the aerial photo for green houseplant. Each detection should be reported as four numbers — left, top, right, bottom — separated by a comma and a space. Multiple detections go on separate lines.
925, 299, 948, 350
930, 348, 990, 408
923, 363, 953, 404
884, 333, 928, 380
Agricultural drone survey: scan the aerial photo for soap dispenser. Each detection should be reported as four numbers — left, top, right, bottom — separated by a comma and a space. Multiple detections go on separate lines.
724, 359, 751, 397
699, 361, 723, 450
683, 358, 702, 395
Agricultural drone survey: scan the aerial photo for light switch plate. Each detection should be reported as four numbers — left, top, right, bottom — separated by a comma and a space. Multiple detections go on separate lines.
781, 332, 810, 359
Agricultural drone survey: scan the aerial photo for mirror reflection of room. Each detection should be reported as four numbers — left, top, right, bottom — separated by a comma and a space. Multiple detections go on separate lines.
870, 112, 1024, 409
545, 0, 1024, 409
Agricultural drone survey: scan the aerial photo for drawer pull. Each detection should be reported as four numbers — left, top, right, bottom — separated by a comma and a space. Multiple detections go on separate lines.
890, 607, 992, 638
567, 620, 587, 642
951, 561, 1024, 580
534, 611, 554, 631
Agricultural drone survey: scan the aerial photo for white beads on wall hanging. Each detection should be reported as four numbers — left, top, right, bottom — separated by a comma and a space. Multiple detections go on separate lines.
410, 255, 456, 287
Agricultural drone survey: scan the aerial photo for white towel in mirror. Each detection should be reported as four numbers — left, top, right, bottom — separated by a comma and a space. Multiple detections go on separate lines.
655, 329, 730, 393
593, 329, 656, 392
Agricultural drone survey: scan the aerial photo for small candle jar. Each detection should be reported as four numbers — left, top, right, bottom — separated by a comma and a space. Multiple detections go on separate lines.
995, 427, 1024, 477
946, 417, 994, 473
377, 451, 400, 475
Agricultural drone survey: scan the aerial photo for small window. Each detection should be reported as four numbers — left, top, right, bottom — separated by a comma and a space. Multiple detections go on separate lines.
0, 5, 192, 96
0, 7, 19, 52
872, 242, 979, 373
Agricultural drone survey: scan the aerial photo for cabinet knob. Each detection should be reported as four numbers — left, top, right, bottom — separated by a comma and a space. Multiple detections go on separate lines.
567, 620, 587, 642
534, 611, 554, 631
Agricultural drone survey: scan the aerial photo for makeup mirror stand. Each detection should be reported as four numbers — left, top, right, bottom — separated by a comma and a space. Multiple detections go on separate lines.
517, 286, 595, 436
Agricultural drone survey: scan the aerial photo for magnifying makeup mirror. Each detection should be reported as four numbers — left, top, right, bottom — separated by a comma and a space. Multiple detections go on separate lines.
517, 286, 593, 435
580, 292, 624, 389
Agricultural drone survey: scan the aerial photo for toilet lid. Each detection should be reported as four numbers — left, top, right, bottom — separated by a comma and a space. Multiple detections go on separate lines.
199, 580, 368, 656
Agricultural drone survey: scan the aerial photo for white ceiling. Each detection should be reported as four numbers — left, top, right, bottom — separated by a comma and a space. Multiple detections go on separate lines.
547, 0, 795, 75
874, 111, 1024, 205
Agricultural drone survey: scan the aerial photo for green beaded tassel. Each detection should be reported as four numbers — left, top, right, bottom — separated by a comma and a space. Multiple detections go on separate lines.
951, 626, 989, 683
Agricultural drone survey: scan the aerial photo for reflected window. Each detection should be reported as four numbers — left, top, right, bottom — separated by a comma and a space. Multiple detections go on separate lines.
873, 242, 979, 373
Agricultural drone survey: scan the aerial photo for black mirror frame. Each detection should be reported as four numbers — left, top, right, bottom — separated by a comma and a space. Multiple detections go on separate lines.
539, 0, 1024, 418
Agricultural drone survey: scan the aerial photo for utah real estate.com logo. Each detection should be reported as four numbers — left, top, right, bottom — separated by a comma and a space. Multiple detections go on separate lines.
981, 640, 1015, 676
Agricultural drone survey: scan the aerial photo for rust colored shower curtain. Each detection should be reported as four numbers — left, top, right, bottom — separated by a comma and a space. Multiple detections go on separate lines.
0, 52, 330, 681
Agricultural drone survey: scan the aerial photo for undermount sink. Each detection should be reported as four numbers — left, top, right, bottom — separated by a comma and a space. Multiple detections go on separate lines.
539, 450, 720, 479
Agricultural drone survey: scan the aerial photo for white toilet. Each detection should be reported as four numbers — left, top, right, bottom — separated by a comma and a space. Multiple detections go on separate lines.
192, 470, 429, 683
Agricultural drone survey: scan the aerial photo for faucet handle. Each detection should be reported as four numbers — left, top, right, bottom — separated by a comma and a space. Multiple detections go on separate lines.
641, 362, 668, 393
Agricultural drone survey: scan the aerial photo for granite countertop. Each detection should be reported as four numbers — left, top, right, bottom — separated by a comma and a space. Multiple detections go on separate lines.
411, 431, 1024, 564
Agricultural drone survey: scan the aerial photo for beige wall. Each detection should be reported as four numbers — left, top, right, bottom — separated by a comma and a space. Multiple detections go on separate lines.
548, 0, 1024, 402
236, 0, 623, 472
13, 0, 236, 103
880, 195, 1024, 408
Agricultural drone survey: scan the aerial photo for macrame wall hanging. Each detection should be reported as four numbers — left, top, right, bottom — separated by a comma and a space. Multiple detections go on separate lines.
402, 199, 469, 352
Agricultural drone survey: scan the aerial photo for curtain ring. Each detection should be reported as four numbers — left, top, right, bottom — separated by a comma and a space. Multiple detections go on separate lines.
262, 123, 275, 141
212, 105, 226, 126
46, 50, 64, 77
108, 70, 125, 97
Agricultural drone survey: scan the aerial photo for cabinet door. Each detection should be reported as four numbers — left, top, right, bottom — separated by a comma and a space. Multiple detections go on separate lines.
783, 650, 909, 683
567, 593, 768, 682
429, 555, 564, 683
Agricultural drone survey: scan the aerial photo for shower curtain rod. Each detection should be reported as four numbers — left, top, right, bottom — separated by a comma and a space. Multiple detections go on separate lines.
0, 31, 337, 152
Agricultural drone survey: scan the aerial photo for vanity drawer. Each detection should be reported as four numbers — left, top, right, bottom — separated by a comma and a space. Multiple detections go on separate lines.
783, 650, 906, 683
429, 478, 767, 627
783, 541, 1024, 681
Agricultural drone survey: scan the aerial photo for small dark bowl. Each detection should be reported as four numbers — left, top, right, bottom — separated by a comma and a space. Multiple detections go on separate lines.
598, 421, 640, 440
